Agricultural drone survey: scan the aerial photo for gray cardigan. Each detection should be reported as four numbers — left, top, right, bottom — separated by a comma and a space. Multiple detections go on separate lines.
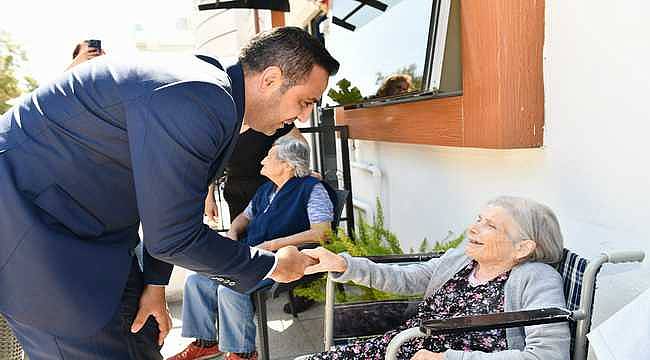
330, 243, 571, 360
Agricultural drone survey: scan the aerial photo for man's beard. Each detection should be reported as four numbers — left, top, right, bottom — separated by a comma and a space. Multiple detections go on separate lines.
251, 96, 282, 135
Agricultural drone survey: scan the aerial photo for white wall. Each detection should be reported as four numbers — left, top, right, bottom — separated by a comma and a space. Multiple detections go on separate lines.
191, 4, 272, 59
286, 0, 321, 27
348, 0, 650, 344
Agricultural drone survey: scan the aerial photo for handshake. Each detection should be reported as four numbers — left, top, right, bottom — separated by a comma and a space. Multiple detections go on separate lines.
268, 246, 348, 283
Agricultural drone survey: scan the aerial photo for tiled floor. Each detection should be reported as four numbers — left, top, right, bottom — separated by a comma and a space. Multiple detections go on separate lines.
161, 295, 325, 360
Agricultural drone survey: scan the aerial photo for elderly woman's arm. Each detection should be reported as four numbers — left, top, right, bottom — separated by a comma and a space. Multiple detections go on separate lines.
442, 263, 571, 360
257, 222, 330, 251
226, 212, 250, 241
304, 246, 462, 296
334, 253, 439, 296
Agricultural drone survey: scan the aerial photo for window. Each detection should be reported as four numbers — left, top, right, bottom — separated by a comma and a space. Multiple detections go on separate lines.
330, 0, 546, 149
324, 0, 457, 107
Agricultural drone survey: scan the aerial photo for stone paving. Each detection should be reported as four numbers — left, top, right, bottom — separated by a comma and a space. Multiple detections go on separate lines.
161, 295, 325, 360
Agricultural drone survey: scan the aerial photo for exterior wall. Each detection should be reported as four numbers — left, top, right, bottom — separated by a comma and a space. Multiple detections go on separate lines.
286, 0, 321, 27
348, 0, 650, 346
191, 2, 273, 59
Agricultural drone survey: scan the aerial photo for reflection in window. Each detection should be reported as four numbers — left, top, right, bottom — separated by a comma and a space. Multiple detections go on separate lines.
325, 0, 434, 106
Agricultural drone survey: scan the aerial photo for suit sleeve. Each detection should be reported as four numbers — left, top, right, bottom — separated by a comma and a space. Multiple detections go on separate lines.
126, 81, 275, 292
142, 244, 174, 285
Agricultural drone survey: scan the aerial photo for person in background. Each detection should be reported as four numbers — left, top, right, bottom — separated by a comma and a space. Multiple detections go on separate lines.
170, 137, 336, 360
375, 74, 413, 98
204, 123, 319, 315
204, 123, 298, 228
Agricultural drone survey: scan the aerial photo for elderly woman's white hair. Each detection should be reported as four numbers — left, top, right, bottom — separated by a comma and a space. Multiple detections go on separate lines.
273, 135, 311, 177
487, 196, 564, 264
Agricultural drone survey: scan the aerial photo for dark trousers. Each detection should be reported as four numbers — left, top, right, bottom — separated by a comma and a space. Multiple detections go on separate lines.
5, 258, 161, 360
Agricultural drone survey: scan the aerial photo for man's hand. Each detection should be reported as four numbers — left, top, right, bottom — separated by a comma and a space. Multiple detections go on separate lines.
301, 247, 348, 274
411, 350, 444, 360
131, 285, 172, 346
204, 185, 220, 230
269, 246, 318, 283
204, 187, 219, 221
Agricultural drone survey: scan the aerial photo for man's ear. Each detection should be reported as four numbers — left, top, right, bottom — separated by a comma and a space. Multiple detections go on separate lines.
515, 240, 536, 261
258, 66, 283, 92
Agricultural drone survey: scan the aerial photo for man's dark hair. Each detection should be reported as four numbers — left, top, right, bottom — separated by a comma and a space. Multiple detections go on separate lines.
239, 27, 339, 89
72, 44, 81, 59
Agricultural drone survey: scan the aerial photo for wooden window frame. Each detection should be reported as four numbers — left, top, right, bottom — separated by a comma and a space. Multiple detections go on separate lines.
334, 0, 545, 149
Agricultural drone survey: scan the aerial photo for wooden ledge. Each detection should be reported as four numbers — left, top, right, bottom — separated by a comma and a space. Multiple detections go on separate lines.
335, 96, 463, 147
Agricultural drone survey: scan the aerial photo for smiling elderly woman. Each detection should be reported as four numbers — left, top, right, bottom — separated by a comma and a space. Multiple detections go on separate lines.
303, 196, 570, 360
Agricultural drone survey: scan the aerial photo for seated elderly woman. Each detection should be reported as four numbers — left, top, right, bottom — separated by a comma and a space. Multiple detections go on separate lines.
302, 196, 570, 360
168, 136, 336, 360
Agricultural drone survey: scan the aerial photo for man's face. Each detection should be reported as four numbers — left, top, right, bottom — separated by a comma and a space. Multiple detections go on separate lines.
248, 65, 330, 135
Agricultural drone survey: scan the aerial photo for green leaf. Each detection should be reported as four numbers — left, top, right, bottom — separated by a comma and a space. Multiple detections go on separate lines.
0, 31, 38, 114
326, 78, 364, 105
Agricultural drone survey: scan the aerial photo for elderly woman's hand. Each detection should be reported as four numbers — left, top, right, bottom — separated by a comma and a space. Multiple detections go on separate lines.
301, 247, 348, 274
411, 350, 444, 360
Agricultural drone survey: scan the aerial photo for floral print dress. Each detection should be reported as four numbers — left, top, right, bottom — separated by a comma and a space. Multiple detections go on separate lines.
309, 262, 510, 360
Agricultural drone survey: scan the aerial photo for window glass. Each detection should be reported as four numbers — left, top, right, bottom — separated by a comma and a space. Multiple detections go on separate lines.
325, 0, 435, 106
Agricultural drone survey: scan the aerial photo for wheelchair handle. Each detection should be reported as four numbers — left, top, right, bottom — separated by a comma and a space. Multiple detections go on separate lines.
604, 251, 645, 264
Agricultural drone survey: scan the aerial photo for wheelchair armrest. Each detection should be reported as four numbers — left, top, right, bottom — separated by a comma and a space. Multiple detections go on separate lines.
333, 299, 421, 339
365, 252, 443, 264
419, 307, 572, 336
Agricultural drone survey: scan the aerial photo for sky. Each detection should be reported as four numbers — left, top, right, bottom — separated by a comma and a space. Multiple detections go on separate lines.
1, 0, 195, 83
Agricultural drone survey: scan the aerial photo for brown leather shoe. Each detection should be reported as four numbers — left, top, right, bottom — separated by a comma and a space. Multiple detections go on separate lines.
224, 351, 258, 360
167, 340, 223, 360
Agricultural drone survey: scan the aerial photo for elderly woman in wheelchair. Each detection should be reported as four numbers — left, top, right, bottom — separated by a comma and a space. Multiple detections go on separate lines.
303, 196, 570, 360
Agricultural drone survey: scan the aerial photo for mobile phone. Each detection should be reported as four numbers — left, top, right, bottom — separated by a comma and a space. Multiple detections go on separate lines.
87, 39, 101, 51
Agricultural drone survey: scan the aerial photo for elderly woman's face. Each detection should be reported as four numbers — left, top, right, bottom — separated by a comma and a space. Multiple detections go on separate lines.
465, 206, 523, 266
260, 146, 293, 180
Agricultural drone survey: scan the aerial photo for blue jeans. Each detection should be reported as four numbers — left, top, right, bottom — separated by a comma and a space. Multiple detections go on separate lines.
181, 274, 273, 353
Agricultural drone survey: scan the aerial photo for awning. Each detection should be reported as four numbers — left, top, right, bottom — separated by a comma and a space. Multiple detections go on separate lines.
197, 0, 290, 12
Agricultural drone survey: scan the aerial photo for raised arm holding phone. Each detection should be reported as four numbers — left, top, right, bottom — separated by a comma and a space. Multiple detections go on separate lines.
66, 39, 105, 70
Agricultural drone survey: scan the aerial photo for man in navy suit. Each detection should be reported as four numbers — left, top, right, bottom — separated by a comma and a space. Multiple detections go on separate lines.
0, 27, 339, 359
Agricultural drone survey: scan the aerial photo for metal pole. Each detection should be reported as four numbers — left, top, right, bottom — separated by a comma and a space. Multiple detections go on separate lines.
324, 273, 336, 350
337, 126, 355, 237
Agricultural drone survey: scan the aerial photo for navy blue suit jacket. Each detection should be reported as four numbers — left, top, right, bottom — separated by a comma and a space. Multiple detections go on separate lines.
0, 54, 275, 337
